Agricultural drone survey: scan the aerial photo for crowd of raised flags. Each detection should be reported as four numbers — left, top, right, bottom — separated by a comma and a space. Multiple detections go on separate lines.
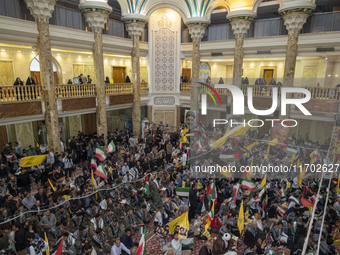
0, 121, 339, 255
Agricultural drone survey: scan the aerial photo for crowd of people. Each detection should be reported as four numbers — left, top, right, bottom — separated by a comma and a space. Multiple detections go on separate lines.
0, 121, 339, 255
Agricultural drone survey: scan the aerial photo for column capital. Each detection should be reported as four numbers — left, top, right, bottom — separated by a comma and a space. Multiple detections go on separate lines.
227, 11, 256, 38
187, 24, 207, 42
79, 1, 112, 30
125, 21, 146, 38
23, 0, 55, 20
279, 7, 315, 35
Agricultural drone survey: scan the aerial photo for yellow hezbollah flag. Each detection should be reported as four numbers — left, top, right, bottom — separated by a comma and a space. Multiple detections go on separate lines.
48, 179, 56, 192
261, 173, 267, 188
168, 212, 189, 237
218, 164, 232, 178
244, 141, 259, 151
44, 232, 49, 255
19, 154, 47, 167
298, 167, 305, 187
336, 176, 340, 194
247, 161, 253, 180
268, 138, 279, 146
212, 125, 252, 149
238, 200, 245, 235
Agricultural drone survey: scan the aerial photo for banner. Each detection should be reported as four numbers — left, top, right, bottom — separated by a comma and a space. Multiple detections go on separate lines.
19, 154, 47, 167
168, 212, 189, 239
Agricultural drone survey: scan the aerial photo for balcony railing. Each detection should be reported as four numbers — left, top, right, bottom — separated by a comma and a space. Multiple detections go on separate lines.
0, 83, 134, 102
179, 83, 340, 101
180, 83, 191, 93
56, 84, 96, 98
0, 85, 43, 102
105, 83, 133, 95
140, 82, 149, 93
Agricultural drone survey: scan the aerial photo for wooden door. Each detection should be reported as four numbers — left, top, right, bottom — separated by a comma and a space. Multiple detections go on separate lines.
30, 72, 59, 85
31, 71, 41, 85
0, 126, 8, 148
112, 67, 126, 83
263, 69, 274, 85
82, 113, 97, 134
181, 68, 191, 82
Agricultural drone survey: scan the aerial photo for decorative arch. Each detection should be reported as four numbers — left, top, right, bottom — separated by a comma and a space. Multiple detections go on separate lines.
144, 0, 191, 22
29, 55, 62, 85
205, 0, 230, 20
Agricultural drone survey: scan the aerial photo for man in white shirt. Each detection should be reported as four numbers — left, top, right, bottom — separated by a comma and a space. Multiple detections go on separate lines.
110, 238, 131, 255
122, 163, 130, 175
171, 232, 182, 255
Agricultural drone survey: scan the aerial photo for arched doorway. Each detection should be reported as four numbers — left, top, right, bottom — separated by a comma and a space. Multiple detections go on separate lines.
30, 56, 61, 85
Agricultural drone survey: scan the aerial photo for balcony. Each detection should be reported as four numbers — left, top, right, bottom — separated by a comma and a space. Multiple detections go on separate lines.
0, 83, 150, 102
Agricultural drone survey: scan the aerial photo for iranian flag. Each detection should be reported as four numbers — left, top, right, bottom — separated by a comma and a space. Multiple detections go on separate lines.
233, 183, 240, 204
281, 145, 297, 155
107, 141, 116, 153
278, 205, 286, 215
279, 187, 286, 198
219, 150, 242, 162
262, 195, 268, 210
207, 180, 217, 204
137, 227, 146, 255
145, 172, 150, 196
240, 179, 257, 191
201, 191, 207, 214
94, 164, 107, 179
207, 203, 214, 221
90, 158, 97, 169
256, 185, 266, 200
310, 150, 324, 159
95, 146, 107, 161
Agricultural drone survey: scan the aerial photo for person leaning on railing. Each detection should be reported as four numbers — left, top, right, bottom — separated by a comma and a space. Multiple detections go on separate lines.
13, 77, 24, 101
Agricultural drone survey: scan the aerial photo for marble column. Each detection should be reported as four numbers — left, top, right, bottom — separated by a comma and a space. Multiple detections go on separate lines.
188, 24, 207, 112
126, 22, 145, 137
280, 9, 314, 86
228, 16, 254, 86
80, 6, 111, 144
24, 0, 60, 153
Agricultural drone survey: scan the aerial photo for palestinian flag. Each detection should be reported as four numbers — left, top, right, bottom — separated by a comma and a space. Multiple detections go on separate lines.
219, 150, 242, 162
277, 205, 286, 215
107, 141, 116, 153
207, 203, 214, 221
95, 146, 107, 161
90, 158, 97, 169
279, 187, 286, 198
281, 145, 297, 155
207, 180, 217, 204
301, 185, 314, 207
182, 232, 194, 250
138, 224, 145, 235
310, 150, 324, 159
240, 179, 257, 191
288, 196, 300, 205
94, 164, 107, 179
145, 172, 150, 196
51, 238, 63, 255
137, 227, 146, 255
132, 188, 138, 195
176, 187, 190, 197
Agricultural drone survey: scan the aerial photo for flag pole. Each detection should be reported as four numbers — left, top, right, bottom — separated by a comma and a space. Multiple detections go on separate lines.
316, 177, 332, 254
301, 171, 323, 255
